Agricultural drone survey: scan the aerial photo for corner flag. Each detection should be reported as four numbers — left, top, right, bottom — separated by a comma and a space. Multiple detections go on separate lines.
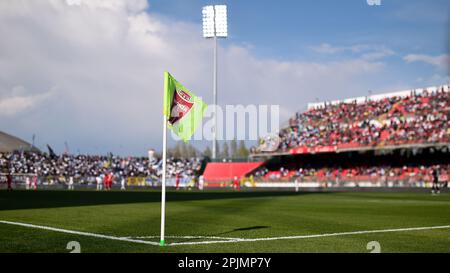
160, 72, 207, 246
164, 72, 208, 142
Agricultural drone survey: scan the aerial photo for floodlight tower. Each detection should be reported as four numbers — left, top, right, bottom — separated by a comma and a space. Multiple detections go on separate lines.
202, 5, 227, 160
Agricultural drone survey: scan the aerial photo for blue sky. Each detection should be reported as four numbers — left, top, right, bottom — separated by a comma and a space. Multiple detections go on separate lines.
0, 0, 448, 155
148, 0, 449, 96
148, 0, 449, 58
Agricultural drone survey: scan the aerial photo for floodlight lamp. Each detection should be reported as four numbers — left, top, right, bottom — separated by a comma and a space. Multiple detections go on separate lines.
202, 5, 227, 38
214, 5, 227, 38
202, 5, 215, 38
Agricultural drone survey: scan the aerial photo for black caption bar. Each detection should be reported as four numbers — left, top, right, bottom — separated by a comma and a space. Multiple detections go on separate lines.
2, 253, 450, 272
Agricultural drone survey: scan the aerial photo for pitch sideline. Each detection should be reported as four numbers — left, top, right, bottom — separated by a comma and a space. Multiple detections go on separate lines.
168, 225, 450, 246
1, 220, 450, 247
0, 220, 160, 246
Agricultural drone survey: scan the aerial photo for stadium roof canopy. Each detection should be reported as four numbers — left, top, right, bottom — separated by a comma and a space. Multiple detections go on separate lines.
307, 85, 449, 110
0, 131, 40, 153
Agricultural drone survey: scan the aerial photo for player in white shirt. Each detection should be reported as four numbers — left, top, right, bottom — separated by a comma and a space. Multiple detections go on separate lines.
96, 175, 103, 191
198, 175, 204, 191
120, 177, 126, 190
68, 176, 74, 190
25, 176, 31, 190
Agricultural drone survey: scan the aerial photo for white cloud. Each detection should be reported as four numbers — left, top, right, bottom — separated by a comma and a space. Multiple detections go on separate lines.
311, 43, 395, 61
61, 0, 148, 14
0, 86, 55, 116
310, 43, 343, 54
404, 54, 449, 70
0, 0, 390, 155
361, 48, 395, 61
416, 74, 450, 86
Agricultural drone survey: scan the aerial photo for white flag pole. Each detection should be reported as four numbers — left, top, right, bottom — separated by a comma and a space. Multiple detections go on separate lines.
160, 113, 167, 246
160, 72, 169, 247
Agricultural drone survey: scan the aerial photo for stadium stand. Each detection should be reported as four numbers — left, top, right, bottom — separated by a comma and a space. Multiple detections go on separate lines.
1, 85, 448, 189
0, 151, 202, 188
254, 85, 449, 154
249, 85, 450, 188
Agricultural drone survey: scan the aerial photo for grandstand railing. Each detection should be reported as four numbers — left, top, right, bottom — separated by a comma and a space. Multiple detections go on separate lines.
204, 173, 448, 188
2, 173, 447, 189
251, 141, 450, 157
0, 174, 197, 188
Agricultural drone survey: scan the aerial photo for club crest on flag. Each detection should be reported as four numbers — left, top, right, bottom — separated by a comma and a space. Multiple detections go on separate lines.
169, 89, 194, 125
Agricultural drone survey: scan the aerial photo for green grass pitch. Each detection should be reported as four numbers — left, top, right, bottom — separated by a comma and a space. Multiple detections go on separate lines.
0, 189, 449, 253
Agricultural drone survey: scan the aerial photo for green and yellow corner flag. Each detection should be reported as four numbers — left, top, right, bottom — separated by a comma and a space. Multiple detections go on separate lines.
164, 72, 208, 142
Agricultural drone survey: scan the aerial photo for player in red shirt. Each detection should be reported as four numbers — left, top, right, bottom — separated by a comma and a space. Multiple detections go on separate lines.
175, 173, 180, 191
233, 176, 240, 191
32, 174, 38, 191
104, 172, 113, 190
103, 173, 108, 190
107, 172, 114, 190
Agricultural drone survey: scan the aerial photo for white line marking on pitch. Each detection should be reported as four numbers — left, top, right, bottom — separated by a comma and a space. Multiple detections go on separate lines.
168, 225, 450, 246
2, 220, 450, 247
125, 235, 239, 241
0, 220, 160, 246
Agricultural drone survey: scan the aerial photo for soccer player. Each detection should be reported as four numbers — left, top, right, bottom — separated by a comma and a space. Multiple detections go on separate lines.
6, 172, 13, 191
431, 166, 440, 195
96, 174, 103, 191
68, 176, 74, 190
32, 175, 38, 191
109, 172, 114, 190
198, 175, 204, 191
120, 176, 126, 190
103, 172, 109, 190
233, 176, 240, 191
25, 176, 31, 190
175, 173, 180, 191
105, 172, 113, 190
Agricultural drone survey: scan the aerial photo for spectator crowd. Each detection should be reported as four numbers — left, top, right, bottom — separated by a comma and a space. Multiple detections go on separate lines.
253, 164, 449, 184
256, 87, 449, 152
0, 152, 202, 186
